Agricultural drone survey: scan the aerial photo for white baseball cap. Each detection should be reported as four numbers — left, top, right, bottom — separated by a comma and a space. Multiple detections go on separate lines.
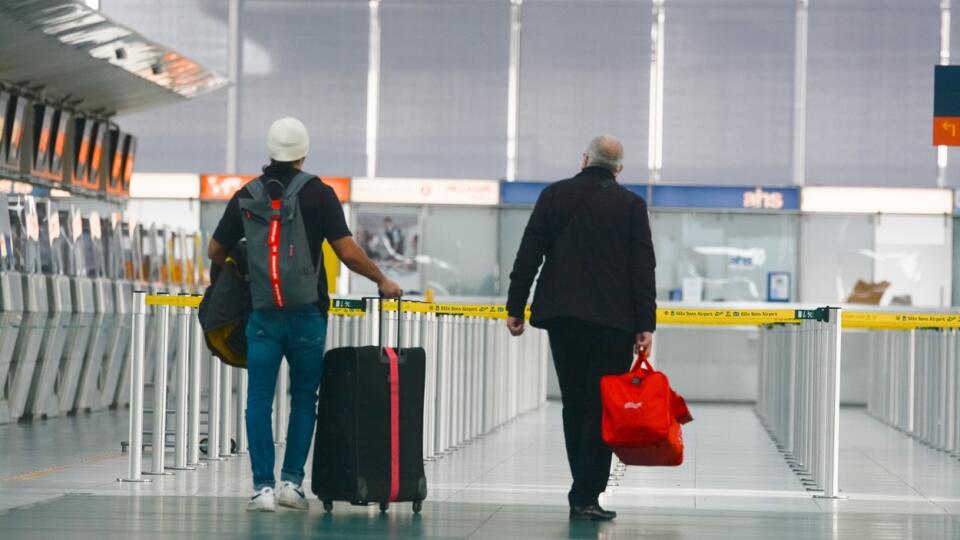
266, 117, 310, 162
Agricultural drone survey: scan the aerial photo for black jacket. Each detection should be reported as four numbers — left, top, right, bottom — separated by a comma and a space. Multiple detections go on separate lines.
507, 167, 657, 333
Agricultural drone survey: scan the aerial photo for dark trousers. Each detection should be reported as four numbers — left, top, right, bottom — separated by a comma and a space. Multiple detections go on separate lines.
547, 319, 634, 507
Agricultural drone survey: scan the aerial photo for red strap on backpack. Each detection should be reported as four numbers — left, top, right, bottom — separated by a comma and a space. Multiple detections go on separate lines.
267, 199, 285, 308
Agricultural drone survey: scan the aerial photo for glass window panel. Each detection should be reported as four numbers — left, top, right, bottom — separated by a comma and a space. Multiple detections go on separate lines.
350, 204, 498, 297
954, 217, 960, 306
519, 0, 649, 182
872, 215, 951, 307
806, 0, 938, 186
661, 0, 794, 185
239, 1, 367, 176
799, 214, 874, 304
651, 211, 798, 302
498, 207, 533, 297
378, 0, 509, 179
421, 206, 498, 297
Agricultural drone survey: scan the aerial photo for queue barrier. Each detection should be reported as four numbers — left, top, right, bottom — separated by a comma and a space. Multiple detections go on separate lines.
650, 306, 844, 498
326, 299, 549, 458
866, 328, 960, 458
120, 294, 551, 482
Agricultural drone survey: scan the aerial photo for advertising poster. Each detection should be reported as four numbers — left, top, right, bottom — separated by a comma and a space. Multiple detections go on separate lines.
353, 209, 421, 294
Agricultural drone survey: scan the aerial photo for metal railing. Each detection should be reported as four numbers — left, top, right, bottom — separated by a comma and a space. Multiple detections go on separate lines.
867, 328, 960, 458
120, 294, 551, 482
756, 307, 843, 499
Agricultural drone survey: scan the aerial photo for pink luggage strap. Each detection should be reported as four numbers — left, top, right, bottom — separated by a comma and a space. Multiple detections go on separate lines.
386, 346, 401, 502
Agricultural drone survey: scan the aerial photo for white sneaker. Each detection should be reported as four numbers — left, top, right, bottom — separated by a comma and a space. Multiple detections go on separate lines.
247, 487, 276, 512
277, 481, 309, 510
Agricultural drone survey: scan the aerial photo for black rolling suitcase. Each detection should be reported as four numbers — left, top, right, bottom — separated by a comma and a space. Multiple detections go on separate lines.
311, 298, 428, 513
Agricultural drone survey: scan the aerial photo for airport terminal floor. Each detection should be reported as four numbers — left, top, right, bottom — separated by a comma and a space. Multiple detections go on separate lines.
2, 402, 959, 540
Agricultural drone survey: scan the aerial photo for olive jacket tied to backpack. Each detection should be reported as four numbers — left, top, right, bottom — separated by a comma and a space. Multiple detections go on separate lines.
198, 242, 251, 368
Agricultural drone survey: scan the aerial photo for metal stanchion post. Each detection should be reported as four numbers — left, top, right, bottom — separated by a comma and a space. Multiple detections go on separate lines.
236, 368, 248, 455
817, 307, 845, 500
188, 317, 204, 467
169, 301, 194, 470
220, 367, 233, 457
275, 361, 290, 446
119, 291, 151, 483
204, 351, 223, 462
146, 299, 173, 476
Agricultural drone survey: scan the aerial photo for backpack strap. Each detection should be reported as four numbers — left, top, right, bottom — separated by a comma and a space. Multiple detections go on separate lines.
245, 177, 266, 200
283, 171, 316, 203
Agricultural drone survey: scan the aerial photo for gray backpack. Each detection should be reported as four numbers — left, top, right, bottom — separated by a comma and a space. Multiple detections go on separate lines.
239, 171, 319, 310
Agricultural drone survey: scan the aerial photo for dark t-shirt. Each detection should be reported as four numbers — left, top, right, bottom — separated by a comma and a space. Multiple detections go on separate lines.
212, 164, 352, 313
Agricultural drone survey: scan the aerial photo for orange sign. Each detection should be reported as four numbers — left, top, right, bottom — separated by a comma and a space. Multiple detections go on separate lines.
200, 174, 253, 200
933, 117, 960, 146
200, 174, 350, 202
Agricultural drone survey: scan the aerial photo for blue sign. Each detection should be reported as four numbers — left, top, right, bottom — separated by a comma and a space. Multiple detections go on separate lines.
934, 65, 960, 117
651, 185, 799, 211
501, 181, 650, 205
500, 182, 550, 205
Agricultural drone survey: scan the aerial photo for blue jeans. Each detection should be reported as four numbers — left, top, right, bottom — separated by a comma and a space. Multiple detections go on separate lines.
245, 305, 327, 491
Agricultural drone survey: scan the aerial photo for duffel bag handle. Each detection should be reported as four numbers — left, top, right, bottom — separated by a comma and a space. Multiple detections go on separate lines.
629, 350, 655, 374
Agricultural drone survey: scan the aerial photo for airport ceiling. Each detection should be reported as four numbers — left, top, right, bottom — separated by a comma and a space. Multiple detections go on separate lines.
0, 1, 227, 117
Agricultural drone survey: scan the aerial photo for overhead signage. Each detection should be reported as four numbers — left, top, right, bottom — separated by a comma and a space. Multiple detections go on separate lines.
199, 175, 350, 203
129, 173, 200, 199
352, 177, 499, 206
933, 65, 960, 146
501, 181, 649, 205
801, 187, 953, 215
651, 185, 799, 210
501, 181, 550, 205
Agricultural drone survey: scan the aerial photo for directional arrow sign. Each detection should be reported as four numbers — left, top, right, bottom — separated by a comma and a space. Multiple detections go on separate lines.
933, 66, 960, 145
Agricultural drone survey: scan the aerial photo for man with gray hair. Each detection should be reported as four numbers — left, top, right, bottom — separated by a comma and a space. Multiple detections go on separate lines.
506, 135, 657, 521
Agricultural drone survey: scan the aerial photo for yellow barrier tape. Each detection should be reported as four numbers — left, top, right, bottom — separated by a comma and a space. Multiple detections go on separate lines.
658, 308, 800, 326
314, 299, 960, 330
843, 312, 960, 330
145, 295, 203, 308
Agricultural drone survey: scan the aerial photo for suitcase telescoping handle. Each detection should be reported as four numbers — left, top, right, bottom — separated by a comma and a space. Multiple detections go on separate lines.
377, 293, 403, 350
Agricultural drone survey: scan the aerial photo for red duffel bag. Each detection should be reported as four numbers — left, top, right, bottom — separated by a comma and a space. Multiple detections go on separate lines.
601, 352, 693, 466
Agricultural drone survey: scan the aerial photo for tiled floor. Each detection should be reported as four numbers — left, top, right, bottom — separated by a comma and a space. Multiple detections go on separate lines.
1, 403, 959, 538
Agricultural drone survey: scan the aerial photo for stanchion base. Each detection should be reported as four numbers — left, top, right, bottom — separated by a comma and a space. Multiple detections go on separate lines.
188, 462, 208, 468
235, 451, 248, 456
167, 466, 197, 471
200, 457, 226, 462
814, 494, 849, 500
116, 477, 152, 483
143, 471, 174, 476
219, 454, 236, 459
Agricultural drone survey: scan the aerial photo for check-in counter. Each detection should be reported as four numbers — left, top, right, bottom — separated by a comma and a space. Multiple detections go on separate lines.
0, 271, 24, 424
8, 274, 49, 421
103, 280, 134, 408
75, 277, 114, 412
56, 276, 95, 414
25, 275, 72, 418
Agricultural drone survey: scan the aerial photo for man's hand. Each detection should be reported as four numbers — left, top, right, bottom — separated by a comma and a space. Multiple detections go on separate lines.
378, 277, 402, 299
635, 331, 653, 353
507, 316, 525, 337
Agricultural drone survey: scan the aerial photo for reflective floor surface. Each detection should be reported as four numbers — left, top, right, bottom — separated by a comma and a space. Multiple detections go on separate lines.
1, 403, 959, 539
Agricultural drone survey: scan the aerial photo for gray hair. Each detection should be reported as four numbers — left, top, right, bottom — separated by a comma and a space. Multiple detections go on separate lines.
584, 135, 624, 172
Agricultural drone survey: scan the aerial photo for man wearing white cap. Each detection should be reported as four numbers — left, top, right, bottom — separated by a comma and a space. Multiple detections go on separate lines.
208, 117, 402, 512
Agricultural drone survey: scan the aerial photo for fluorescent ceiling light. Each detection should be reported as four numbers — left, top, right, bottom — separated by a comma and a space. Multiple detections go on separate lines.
130, 173, 200, 199
801, 187, 953, 215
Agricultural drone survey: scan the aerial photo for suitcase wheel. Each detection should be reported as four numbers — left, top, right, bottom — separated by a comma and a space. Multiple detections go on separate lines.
379, 502, 389, 513
322, 501, 333, 513
412, 501, 423, 514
